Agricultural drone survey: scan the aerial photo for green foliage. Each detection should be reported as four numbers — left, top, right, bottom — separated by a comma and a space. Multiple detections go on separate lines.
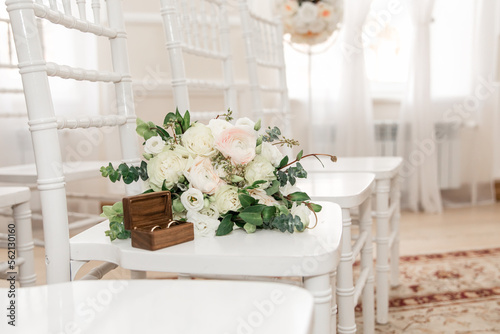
101, 202, 130, 241
216, 215, 235, 236
164, 108, 191, 134
262, 126, 281, 142
136, 118, 158, 140
264, 214, 304, 233
100, 161, 148, 184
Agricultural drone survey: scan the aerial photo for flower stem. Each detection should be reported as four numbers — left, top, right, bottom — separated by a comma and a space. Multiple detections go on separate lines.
278, 153, 337, 170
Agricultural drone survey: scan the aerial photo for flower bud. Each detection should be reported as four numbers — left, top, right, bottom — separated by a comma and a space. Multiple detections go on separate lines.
230, 175, 244, 183
254, 119, 262, 131
172, 198, 185, 213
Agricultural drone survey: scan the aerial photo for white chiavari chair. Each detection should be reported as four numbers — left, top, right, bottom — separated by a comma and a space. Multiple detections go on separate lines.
0, 10, 118, 240
0, 187, 36, 287
6, 0, 142, 284
238, 0, 403, 326
237, 0, 292, 138
159, 0, 237, 122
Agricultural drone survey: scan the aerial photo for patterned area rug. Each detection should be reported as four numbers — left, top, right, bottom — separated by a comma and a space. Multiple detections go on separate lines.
356, 248, 500, 333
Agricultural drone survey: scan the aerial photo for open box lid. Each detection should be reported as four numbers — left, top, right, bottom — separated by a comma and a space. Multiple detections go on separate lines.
123, 191, 173, 230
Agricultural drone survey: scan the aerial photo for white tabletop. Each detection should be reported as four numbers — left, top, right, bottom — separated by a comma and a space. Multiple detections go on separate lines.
300, 156, 403, 180
0, 280, 313, 334
71, 201, 342, 277
296, 173, 375, 208
0, 161, 112, 184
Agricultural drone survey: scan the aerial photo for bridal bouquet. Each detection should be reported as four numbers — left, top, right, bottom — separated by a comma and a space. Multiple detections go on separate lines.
100, 110, 335, 240
277, 0, 342, 45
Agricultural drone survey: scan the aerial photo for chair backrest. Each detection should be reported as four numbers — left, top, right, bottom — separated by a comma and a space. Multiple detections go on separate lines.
159, 0, 237, 121
237, 0, 292, 137
6, 0, 142, 283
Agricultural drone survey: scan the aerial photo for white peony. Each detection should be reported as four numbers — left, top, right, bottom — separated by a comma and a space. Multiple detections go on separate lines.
248, 189, 279, 206
297, 2, 318, 24
291, 202, 310, 230
214, 184, 241, 214
207, 119, 233, 139
172, 144, 192, 159
187, 210, 220, 238
181, 123, 216, 157
260, 142, 284, 167
280, 183, 302, 196
144, 136, 166, 155
180, 188, 205, 212
215, 127, 257, 165
184, 156, 223, 194
147, 150, 187, 191
244, 155, 276, 189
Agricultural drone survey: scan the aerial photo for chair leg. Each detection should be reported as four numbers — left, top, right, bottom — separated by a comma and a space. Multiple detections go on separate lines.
359, 198, 375, 334
337, 208, 356, 334
390, 178, 401, 287
375, 179, 390, 324
330, 270, 337, 334
13, 201, 36, 287
304, 274, 332, 334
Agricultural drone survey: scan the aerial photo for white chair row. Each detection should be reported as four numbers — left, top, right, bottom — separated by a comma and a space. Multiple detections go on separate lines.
4, 0, 402, 333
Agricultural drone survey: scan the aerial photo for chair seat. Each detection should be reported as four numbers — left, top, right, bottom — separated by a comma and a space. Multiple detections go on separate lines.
301, 157, 403, 180
70, 201, 342, 277
0, 186, 30, 207
0, 161, 114, 185
0, 280, 313, 334
296, 173, 375, 208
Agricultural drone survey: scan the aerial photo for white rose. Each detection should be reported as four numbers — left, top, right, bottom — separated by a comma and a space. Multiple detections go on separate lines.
215, 127, 257, 165
309, 18, 326, 34
298, 2, 319, 24
181, 188, 205, 212
200, 203, 220, 219
235, 117, 256, 133
291, 202, 310, 230
147, 150, 187, 191
214, 184, 241, 214
292, 15, 309, 34
184, 156, 223, 194
187, 210, 220, 238
144, 136, 166, 155
260, 142, 284, 167
248, 189, 279, 206
172, 144, 192, 158
280, 183, 302, 196
181, 123, 216, 157
208, 119, 233, 139
244, 155, 276, 189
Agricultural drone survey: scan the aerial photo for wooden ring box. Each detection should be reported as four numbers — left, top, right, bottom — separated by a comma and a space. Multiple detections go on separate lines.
123, 191, 194, 251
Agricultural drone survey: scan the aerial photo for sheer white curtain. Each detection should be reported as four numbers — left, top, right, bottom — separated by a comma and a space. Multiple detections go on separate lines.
309, 0, 375, 156
397, 0, 442, 213
439, 0, 499, 206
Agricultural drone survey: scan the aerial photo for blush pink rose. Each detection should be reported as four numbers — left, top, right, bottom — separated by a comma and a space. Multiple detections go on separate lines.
184, 156, 223, 194
215, 127, 257, 165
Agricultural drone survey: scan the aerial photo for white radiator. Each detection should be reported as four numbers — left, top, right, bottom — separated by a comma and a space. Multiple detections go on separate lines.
374, 120, 461, 189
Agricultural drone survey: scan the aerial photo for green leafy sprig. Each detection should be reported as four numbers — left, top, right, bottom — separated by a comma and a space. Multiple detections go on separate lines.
100, 161, 148, 184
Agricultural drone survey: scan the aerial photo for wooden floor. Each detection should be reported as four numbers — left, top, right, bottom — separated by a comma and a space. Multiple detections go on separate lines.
1, 201, 500, 287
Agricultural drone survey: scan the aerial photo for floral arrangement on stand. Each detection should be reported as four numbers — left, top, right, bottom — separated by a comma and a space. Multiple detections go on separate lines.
100, 109, 336, 240
277, 0, 342, 45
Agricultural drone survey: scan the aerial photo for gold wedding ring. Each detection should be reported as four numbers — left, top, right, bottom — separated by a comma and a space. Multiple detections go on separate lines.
150, 225, 162, 232
167, 220, 178, 229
